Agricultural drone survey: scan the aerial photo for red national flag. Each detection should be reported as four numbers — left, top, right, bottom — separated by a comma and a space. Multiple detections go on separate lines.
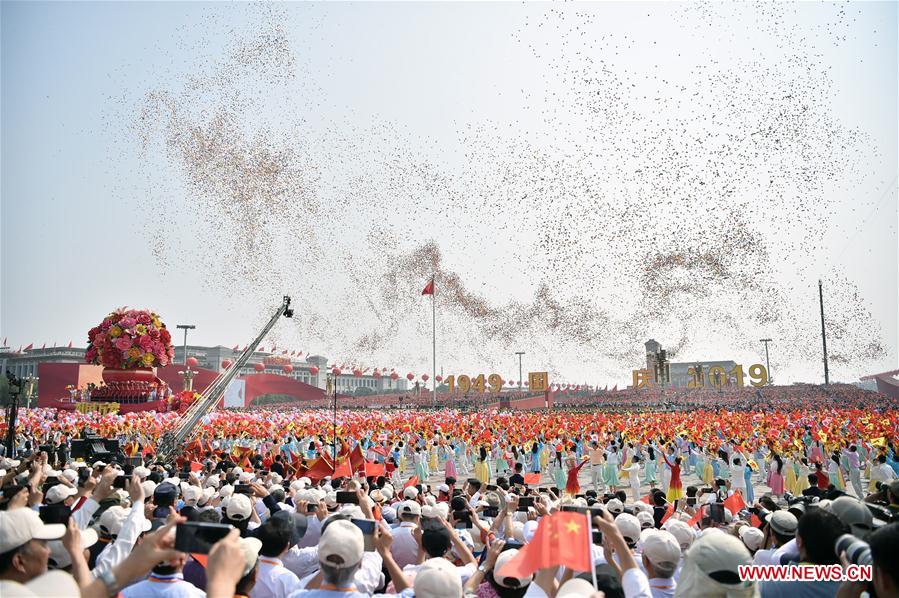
190, 461, 204, 472
723, 491, 747, 515
349, 444, 366, 473
304, 456, 336, 481
640, 494, 652, 504
24, 343, 33, 351
371, 445, 389, 457
67, 341, 73, 348
611, 384, 617, 392
524, 473, 541, 485
364, 461, 386, 477
497, 511, 592, 578
750, 513, 763, 528
661, 503, 675, 524
333, 458, 352, 479
403, 475, 420, 490
421, 279, 434, 295
688, 505, 707, 527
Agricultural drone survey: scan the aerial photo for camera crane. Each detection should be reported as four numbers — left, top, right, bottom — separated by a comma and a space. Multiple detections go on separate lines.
156, 295, 294, 462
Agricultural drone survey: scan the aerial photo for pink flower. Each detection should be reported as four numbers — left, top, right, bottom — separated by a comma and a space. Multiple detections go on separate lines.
137, 313, 151, 325
120, 317, 137, 329
139, 335, 155, 351
114, 337, 133, 352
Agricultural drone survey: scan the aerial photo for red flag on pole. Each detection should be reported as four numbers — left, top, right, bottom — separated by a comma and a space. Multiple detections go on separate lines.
723, 491, 747, 515
24, 343, 33, 351
67, 341, 73, 348
333, 458, 352, 479
403, 475, 420, 490
421, 279, 434, 295
496, 511, 592, 578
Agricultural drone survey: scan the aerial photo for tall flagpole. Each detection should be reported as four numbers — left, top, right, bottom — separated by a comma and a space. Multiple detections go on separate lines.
432, 275, 437, 407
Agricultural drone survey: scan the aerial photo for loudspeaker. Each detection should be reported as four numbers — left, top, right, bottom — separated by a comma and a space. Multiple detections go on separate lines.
71, 439, 88, 459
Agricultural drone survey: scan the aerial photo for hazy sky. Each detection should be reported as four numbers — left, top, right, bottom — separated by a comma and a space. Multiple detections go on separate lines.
2, 2, 896, 386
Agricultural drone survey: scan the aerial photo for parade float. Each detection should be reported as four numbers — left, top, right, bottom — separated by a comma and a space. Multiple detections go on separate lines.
75, 308, 184, 414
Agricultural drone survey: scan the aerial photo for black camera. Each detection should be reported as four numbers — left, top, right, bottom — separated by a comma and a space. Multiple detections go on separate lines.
835, 534, 872, 567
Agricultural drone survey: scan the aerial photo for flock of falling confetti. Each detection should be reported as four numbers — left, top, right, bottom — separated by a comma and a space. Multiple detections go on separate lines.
134, 3, 891, 383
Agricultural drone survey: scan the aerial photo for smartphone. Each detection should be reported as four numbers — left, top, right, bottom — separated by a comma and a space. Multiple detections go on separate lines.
700, 487, 714, 494
538, 488, 548, 494
517, 496, 534, 512
306, 504, 318, 513
113, 475, 129, 490
351, 518, 377, 552
234, 484, 253, 496
336, 491, 358, 504
486, 484, 498, 492
592, 529, 603, 545
686, 497, 697, 507
174, 522, 233, 554
561, 505, 606, 519
483, 507, 499, 518
40, 504, 71, 525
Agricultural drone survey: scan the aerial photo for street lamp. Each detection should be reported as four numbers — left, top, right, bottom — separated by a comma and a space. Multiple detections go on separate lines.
23, 376, 38, 409
326, 373, 337, 462
515, 352, 525, 391
759, 338, 773, 385
176, 324, 196, 366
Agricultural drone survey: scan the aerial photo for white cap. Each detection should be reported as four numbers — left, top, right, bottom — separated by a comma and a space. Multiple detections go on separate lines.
615, 513, 641, 544
48, 528, 98, 568
494, 549, 533, 587
98, 507, 131, 536
218, 484, 234, 498
557, 578, 596, 597
636, 511, 655, 528
205, 475, 221, 488
606, 498, 624, 514
238, 471, 254, 483
141, 480, 158, 497
319, 519, 364, 568
182, 486, 202, 505
641, 530, 681, 568
398, 500, 422, 517
414, 557, 463, 598
437, 484, 450, 493
0, 508, 65, 553
44, 484, 78, 505
226, 493, 253, 521
523, 520, 539, 543
664, 519, 695, 551
403, 486, 419, 499
61, 470, 78, 484
133, 466, 150, 479
239, 537, 263, 576
739, 526, 765, 552
0, 570, 81, 597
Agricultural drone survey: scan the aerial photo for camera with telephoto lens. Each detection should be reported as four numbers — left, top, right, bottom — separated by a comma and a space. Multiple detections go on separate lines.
835, 533, 872, 567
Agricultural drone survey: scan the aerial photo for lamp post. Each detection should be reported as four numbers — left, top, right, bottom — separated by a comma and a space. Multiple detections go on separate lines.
818, 280, 830, 386
176, 324, 195, 366
759, 338, 773, 385
326, 373, 337, 462
515, 351, 525, 392
4, 372, 21, 457
23, 376, 38, 409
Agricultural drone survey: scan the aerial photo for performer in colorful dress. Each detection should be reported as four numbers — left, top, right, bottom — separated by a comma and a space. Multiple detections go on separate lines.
767, 453, 785, 496
474, 445, 490, 485
604, 444, 620, 491
662, 452, 684, 505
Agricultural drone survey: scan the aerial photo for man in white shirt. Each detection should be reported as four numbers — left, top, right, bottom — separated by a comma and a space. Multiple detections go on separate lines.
640, 530, 680, 598
389, 500, 422, 569
871, 455, 898, 490
251, 515, 302, 598
753, 511, 798, 566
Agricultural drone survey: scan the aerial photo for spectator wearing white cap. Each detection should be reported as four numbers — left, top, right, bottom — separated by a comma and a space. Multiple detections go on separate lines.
0, 508, 66, 590
94, 475, 151, 581
286, 519, 379, 597
591, 510, 653, 598
674, 531, 755, 598
738, 526, 765, 555
414, 557, 463, 597
641, 530, 681, 598
390, 500, 421, 569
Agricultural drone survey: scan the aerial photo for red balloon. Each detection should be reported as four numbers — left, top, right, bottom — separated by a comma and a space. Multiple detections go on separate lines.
373, 370, 382, 379
435, 375, 443, 382
406, 373, 414, 381
283, 364, 294, 374
332, 367, 342, 376
422, 374, 429, 382
309, 366, 319, 375
186, 356, 199, 367
353, 369, 363, 377
390, 372, 399, 380
254, 363, 265, 372
221, 360, 232, 369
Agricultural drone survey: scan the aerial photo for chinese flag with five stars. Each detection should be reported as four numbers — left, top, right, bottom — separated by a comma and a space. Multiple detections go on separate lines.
496, 511, 592, 578
421, 279, 434, 295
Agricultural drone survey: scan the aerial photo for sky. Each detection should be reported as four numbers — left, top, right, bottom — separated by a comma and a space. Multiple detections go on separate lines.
1, 1, 896, 386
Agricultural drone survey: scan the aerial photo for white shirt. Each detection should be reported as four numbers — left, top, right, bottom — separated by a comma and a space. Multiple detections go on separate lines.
872, 463, 898, 484
251, 556, 302, 598
621, 567, 653, 598
120, 573, 205, 598
295, 551, 384, 595
390, 522, 420, 569
95, 500, 146, 578
648, 577, 676, 598
282, 545, 321, 580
